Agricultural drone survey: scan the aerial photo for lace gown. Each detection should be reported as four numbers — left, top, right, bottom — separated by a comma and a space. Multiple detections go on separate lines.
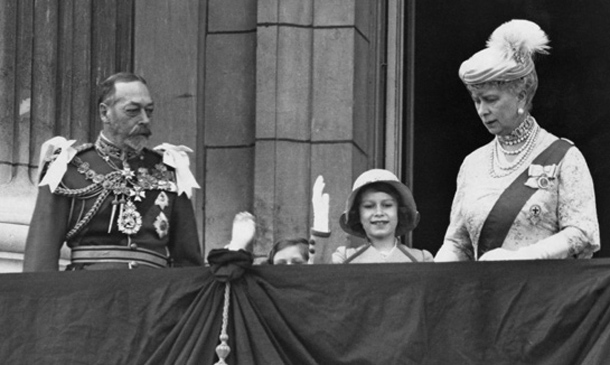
435, 124, 600, 261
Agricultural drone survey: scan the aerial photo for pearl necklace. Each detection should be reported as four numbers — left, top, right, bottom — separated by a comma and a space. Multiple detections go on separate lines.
497, 139, 529, 155
490, 122, 539, 178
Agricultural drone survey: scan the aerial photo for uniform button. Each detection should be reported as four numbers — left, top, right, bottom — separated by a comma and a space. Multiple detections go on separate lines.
130, 243, 138, 250
129, 261, 139, 269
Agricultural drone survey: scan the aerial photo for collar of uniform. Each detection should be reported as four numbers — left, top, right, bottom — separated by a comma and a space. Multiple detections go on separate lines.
95, 133, 141, 161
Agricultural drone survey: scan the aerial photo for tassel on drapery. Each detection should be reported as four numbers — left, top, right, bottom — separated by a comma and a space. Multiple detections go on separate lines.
214, 282, 232, 365
208, 249, 254, 365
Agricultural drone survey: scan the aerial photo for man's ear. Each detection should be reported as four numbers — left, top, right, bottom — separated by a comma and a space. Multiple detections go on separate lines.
99, 103, 108, 123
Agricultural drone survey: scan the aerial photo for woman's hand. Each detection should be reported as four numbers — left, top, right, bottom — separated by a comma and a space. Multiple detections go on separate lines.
312, 175, 330, 233
227, 212, 256, 251
479, 247, 531, 261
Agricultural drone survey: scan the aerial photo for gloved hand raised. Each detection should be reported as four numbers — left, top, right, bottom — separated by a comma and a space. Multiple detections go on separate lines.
227, 211, 256, 251
311, 175, 330, 234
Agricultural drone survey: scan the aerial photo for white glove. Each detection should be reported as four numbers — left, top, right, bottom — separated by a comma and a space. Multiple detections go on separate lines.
513, 234, 573, 260
479, 248, 524, 261
227, 212, 256, 251
479, 235, 573, 261
311, 175, 330, 233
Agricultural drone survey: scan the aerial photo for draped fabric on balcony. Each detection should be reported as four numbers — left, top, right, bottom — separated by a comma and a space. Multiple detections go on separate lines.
3, 255, 610, 364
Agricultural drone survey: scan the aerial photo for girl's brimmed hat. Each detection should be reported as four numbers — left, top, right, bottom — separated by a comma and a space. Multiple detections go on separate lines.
459, 19, 550, 85
339, 169, 419, 238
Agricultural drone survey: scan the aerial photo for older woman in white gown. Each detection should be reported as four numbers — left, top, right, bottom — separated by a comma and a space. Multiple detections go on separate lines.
435, 19, 600, 262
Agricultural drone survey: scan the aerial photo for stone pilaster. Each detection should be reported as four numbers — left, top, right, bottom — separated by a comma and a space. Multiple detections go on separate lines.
254, 0, 384, 262
202, 0, 257, 256
0, 0, 134, 272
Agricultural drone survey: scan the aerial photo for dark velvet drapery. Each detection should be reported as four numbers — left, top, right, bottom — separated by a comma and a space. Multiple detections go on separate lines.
3, 257, 610, 364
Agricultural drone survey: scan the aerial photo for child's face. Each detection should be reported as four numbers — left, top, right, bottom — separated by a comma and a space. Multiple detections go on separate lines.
358, 189, 399, 241
273, 245, 307, 265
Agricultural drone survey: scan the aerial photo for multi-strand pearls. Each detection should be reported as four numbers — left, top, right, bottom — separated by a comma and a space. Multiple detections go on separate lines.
497, 141, 529, 156
490, 115, 539, 178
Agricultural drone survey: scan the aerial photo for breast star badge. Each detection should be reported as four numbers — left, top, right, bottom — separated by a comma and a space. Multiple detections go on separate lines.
155, 191, 169, 210
154, 212, 170, 239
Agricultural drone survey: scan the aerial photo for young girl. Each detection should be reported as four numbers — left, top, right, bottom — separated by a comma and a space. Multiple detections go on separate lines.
331, 169, 433, 263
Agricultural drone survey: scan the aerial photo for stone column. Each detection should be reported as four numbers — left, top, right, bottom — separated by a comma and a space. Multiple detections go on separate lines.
255, 0, 385, 263
201, 0, 258, 256
0, 0, 35, 271
0, 0, 134, 272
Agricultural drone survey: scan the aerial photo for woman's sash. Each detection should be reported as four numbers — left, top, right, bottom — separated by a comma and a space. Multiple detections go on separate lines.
477, 139, 573, 259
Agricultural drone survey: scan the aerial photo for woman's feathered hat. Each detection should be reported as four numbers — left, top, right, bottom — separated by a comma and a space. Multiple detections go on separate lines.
459, 19, 550, 84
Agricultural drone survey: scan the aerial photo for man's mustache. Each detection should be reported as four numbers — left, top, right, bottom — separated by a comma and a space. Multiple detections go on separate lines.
130, 125, 152, 137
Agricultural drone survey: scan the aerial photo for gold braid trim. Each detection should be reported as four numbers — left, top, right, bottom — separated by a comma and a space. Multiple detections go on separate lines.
56, 140, 176, 240
65, 189, 112, 240
51, 144, 118, 240
55, 184, 103, 197
54, 170, 122, 198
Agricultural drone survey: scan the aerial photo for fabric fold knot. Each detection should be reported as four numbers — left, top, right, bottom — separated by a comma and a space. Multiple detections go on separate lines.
153, 143, 200, 198
38, 136, 78, 192
207, 249, 254, 282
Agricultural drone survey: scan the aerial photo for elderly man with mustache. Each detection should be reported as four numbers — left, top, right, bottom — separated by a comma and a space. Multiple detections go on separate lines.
24, 72, 203, 271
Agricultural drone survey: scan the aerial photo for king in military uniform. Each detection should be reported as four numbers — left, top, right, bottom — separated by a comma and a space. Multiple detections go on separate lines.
24, 72, 203, 271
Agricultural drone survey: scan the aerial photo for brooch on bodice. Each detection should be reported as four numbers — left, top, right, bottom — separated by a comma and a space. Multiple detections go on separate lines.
525, 164, 557, 190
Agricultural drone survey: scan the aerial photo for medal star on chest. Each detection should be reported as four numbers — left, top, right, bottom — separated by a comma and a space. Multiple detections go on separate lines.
71, 152, 177, 236
154, 212, 170, 239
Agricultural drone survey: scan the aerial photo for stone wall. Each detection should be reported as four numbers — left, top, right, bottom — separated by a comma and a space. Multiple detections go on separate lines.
0, 0, 388, 271
0, 0, 134, 272
252, 0, 386, 261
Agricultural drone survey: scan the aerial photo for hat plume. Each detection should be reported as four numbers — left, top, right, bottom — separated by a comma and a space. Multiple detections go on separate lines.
486, 19, 550, 63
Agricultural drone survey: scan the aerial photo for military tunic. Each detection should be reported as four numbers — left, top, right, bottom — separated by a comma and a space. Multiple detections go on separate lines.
24, 135, 203, 271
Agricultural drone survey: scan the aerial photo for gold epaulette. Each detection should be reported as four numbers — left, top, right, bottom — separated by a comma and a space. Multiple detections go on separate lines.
41, 142, 93, 174
39, 143, 84, 183
74, 142, 94, 153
